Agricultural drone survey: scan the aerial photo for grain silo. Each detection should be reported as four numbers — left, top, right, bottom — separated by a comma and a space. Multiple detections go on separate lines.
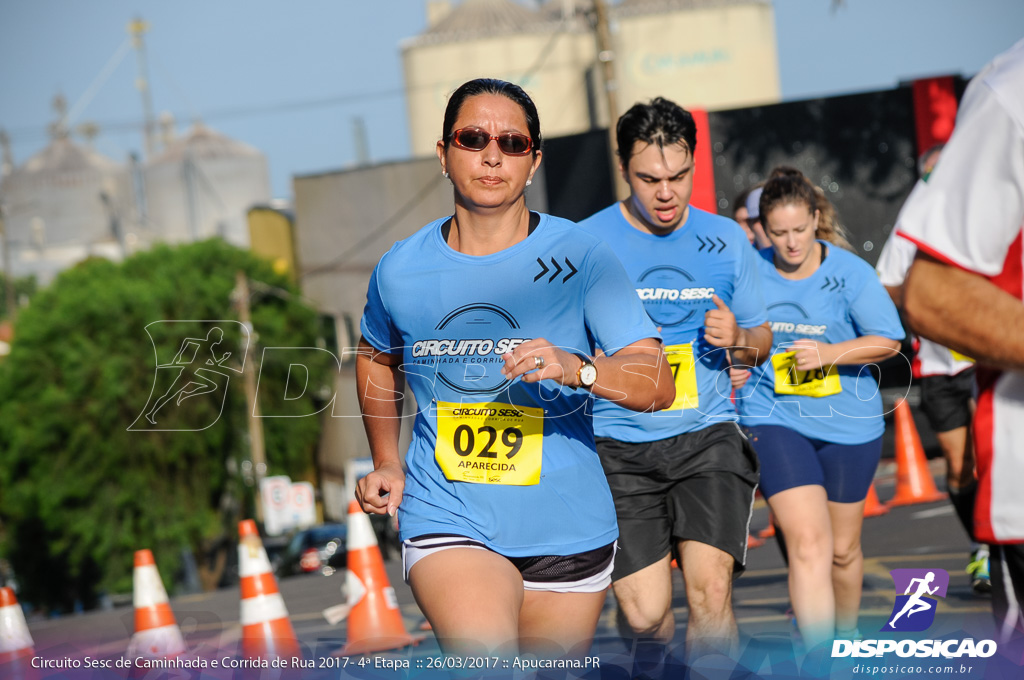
143, 122, 271, 247
0, 127, 133, 285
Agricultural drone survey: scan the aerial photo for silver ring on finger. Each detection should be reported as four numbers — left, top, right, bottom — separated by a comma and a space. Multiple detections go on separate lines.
534, 355, 545, 369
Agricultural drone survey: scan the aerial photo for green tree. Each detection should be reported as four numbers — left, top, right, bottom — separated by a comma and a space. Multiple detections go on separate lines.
0, 239, 333, 612
0, 272, 36, 321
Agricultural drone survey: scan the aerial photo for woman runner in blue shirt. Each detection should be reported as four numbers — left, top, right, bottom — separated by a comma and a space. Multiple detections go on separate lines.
736, 167, 904, 650
355, 78, 674, 659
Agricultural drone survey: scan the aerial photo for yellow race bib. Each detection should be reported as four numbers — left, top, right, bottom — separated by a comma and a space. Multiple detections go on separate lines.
772, 351, 842, 398
663, 343, 700, 411
435, 401, 544, 485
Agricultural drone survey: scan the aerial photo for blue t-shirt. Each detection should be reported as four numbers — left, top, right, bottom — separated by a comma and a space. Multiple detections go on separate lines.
360, 213, 659, 556
736, 242, 905, 444
579, 203, 768, 442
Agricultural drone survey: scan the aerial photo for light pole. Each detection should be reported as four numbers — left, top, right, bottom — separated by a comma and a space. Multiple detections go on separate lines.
232, 271, 267, 522
0, 202, 15, 323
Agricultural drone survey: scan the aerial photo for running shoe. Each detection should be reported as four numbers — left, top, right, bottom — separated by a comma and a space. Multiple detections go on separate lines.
967, 547, 992, 595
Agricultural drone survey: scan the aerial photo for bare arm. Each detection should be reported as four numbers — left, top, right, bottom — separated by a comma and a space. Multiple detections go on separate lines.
904, 252, 1024, 372
883, 284, 903, 309
789, 336, 901, 372
733, 322, 773, 367
704, 294, 772, 367
501, 337, 674, 412
354, 337, 406, 515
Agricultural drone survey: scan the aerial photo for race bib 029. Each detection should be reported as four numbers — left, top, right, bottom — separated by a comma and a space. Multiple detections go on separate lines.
434, 401, 544, 485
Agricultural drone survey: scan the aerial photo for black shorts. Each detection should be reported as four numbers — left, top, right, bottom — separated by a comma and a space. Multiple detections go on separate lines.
919, 367, 975, 433
596, 422, 760, 581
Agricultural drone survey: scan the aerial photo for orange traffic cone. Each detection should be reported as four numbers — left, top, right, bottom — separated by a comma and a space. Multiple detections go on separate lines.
338, 501, 422, 656
0, 587, 34, 676
863, 483, 889, 517
758, 512, 777, 538
238, 519, 302, 661
126, 550, 187, 660
887, 399, 947, 507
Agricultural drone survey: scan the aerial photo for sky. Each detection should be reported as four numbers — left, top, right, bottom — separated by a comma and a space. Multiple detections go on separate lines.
0, 0, 1021, 199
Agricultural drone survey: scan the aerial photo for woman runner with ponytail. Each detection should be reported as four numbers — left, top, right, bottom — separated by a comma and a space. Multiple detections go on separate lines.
736, 167, 904, 649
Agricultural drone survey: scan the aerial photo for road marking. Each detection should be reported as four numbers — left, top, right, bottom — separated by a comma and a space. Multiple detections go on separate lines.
739, 567, 790, 578
870, 551, 965, 563
912, 506, 955, 519
735, 597, 792, 606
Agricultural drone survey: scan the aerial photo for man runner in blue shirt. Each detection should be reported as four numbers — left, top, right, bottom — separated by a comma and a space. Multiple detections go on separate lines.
580, 98, 772, 660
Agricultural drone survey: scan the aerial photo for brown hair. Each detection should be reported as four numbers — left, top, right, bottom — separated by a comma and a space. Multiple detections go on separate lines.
759, 166, 853, 251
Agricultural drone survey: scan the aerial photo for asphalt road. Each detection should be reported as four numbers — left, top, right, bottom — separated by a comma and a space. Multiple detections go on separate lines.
17, 402, 1024, 678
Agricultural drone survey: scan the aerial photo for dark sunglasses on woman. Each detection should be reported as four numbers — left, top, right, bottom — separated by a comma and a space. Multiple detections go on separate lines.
450, 127, 533, 156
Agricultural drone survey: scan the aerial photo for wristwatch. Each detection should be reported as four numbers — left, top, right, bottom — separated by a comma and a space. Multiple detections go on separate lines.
574, 353, 598, 389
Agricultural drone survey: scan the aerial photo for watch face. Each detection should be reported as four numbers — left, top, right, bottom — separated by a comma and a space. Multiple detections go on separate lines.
580, 364, 598, 387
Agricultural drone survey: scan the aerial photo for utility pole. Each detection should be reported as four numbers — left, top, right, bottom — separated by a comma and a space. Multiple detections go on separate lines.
591, 0, 628, 200
234, 271, 267, 522
128, 17, 157, 159
0, 205, 14, 324
352, 117, 370, 167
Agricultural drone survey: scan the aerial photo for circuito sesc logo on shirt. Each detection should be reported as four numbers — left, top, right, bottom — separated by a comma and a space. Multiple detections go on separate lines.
635, 266, 714, 327
410, 303, 530, 396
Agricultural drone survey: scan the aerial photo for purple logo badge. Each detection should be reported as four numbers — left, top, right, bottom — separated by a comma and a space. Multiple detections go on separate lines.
882, 568, 949, 632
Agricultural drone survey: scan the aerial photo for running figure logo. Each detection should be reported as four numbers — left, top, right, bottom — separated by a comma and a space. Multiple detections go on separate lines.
882, 568, 950, 632
130, 321, 249, 431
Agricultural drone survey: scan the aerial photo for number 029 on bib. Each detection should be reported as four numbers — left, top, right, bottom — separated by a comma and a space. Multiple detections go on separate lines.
435, 401, 544, 485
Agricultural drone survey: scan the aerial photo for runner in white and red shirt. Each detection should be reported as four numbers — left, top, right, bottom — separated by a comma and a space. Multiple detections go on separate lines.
900, 37, 1024, 641
877, 146, 990, 595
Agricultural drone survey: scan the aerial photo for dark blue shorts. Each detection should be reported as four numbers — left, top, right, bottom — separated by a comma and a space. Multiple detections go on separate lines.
743, 425, 882, 503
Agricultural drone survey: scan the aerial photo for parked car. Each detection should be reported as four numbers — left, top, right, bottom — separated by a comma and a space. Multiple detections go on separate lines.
274, 523, 347, 578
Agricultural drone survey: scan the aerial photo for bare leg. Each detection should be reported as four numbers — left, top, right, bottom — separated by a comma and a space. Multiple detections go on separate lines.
828, 500, 867, 634
768, 485, 835, 648
937, 426, 972, 490
678, 540, 738, 658
408, 548, 523, 656
518, 589, 607, 658
611, 554, 675, 642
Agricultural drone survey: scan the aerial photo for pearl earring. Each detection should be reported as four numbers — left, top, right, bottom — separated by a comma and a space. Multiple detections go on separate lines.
526, 179, 532, 186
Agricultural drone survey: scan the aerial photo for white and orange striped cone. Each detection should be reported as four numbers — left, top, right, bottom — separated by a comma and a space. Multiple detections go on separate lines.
238, 519, 302, 662
126, 549, 188, 661
338, 501, 422, 656
0, 587, 35, 678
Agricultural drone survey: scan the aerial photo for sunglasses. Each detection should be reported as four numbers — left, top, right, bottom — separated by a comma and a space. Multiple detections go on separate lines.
450, 127, 533, 156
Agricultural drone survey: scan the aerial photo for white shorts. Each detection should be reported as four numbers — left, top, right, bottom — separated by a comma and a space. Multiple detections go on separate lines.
402, 534, 616, 593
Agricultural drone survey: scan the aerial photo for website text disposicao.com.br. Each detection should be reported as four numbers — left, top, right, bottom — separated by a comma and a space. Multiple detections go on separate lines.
849, 662, 981, 675
835, 637, 997, 676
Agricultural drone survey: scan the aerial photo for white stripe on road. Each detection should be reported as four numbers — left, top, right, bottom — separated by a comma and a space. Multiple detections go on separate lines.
911, 505, 954, 519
